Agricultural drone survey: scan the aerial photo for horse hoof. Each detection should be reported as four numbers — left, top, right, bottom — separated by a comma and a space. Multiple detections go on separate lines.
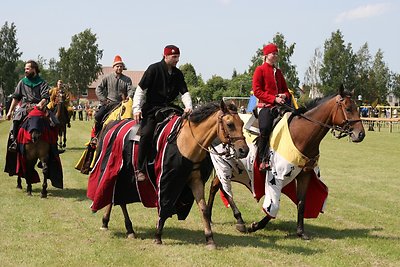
100, 226, 108, 231
298, 233, 310, 240
41, 194, 47, 198
247, 222, 257, 233
127, 233, 136, 239
17, 185, 22, 190
27, 192, 32, 196
236, 223, 247, 233
154, 239, 162, 245
206, 243, 217, 250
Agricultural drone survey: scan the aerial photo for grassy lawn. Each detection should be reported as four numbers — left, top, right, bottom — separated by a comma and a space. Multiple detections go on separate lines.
0, 119, 399, 266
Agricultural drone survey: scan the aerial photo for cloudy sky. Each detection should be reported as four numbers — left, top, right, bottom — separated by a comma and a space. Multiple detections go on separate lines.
1, 0, 398, 84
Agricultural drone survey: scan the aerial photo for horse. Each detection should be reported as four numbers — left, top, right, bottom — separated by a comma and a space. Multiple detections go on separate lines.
55, 90, 70, 149
5, 107, 63, 197
87, 100, 249, 249
207, 86, 365, 239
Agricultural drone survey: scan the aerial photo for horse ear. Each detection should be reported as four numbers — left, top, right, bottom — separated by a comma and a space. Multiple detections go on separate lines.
220, 100, 228, 113
338, 84, 345, 97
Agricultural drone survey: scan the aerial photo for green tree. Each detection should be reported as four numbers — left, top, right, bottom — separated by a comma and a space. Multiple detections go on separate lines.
228, 72, 252, 96
58, 29, 103, 101
368, 49, 390, 104
320, 30, 357, 95
391, 73, 400, 99
354, 43, 372, 103
0, 21, 22, 97
248, 32, 299, 89
180, 63, 201, 87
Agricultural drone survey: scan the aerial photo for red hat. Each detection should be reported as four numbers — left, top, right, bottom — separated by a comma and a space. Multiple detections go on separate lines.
263, 44, 278, 56
112, 55, 125, 67
164, 45, 180, 56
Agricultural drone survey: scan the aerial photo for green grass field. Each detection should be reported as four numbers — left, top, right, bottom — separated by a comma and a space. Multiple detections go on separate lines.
0, 119, 399, 267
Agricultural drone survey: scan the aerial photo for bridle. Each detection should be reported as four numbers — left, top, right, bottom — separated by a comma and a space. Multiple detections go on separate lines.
188, 109, 245, 157
285, 95, 361, 139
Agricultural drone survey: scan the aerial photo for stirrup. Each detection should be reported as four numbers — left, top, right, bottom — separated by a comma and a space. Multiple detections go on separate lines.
8, 141, 17, 152
135, 170, 147, 182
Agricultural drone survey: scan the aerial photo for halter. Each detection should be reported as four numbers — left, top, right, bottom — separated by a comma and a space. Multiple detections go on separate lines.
188, 109, 245, 157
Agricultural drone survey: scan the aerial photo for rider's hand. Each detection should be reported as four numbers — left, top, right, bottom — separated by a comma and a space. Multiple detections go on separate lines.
6, 112, 12, 120
275, 96, 285, 105
184, 107, 192, 113
133, 111, 142, 122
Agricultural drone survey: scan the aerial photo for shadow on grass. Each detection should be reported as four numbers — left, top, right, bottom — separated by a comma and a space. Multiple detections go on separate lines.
22, 187, 88, 201
104, 219, 396, 255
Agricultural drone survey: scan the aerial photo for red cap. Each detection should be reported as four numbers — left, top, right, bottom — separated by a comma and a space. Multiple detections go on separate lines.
164, 45, 180, 56
263, 44, 278, 55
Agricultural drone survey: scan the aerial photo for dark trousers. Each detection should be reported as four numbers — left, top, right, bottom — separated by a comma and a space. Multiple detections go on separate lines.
137, 114, 157, 172
257, 107, 274, 162
94, 102, 119, 135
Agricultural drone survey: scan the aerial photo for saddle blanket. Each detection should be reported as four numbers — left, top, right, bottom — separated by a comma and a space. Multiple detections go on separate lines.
210, 113, 328, 219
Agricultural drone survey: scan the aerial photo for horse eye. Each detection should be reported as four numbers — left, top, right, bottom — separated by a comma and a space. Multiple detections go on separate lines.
227, 122, 235, 130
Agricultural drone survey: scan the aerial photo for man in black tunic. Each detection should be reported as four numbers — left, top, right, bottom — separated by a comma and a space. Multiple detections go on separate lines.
132, 45, 193, 181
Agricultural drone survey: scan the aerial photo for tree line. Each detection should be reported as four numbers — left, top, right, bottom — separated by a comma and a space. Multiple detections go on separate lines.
1, 21, 399, 106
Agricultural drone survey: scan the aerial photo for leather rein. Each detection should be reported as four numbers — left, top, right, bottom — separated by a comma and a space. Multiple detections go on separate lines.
188, 110, 245, 157
285, 95, 361, 139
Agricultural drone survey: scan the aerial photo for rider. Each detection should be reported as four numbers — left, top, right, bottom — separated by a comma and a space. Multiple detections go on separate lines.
47, 79, 72, 127
252, 43, 290, 171
133, 45, 193, 182
94, 55, 133, 138
6, 60, 51, 152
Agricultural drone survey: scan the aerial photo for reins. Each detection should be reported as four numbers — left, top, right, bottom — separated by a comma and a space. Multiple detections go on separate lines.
283, 95, 361, 139
188, 110, 245, 157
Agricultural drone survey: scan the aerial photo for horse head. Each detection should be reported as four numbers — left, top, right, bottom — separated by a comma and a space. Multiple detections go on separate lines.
31, 130, 42, 143
331, 85, 365, 142
216, 100, 249, 158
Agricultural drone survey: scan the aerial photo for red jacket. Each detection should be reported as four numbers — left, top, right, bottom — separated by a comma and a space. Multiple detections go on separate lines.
252, 63, 290, 108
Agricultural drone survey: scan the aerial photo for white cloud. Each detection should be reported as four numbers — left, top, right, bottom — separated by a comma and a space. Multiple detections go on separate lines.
335, 3, 390, 23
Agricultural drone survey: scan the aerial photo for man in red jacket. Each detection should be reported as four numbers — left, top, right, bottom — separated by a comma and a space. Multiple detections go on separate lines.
252, 43, 290, 171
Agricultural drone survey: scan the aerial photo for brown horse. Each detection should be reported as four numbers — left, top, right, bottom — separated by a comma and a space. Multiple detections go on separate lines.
55, 90, 70, 149
88, 100, 249, 249
207, 86, 365, 239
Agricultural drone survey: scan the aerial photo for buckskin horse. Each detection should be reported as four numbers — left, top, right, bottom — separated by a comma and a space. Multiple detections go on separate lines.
87, 100, 249, 249
207, 86, 365, 239
4, 107, 63, 197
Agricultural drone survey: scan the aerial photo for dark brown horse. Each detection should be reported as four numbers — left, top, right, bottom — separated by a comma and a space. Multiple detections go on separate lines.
207, 86, 365, 239
6, 107, 63, 197
55, 90, 70, 149
88, 101, 249, 249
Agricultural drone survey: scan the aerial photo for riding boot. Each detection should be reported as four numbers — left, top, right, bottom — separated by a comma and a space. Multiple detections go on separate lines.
8, 122, 19, 152
8, 132, 17, 152
257, 134, 270, 172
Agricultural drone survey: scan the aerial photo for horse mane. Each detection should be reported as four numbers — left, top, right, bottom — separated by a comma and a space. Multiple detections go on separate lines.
189, 101, 238, 123
295, 87, 353, 114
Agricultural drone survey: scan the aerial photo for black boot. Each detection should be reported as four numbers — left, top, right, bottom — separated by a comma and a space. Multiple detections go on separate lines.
8, 134, 17, 152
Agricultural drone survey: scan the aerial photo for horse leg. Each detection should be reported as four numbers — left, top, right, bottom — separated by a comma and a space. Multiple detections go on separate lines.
25, 161, 35, 196
101, 204, 112, 230
247, 215, 272, 233
62, 130, 67, 148
189, 173, 216, 249
17, 176, 22, 189
221, 190, 246, 233
296, 171, 311, 240
154, 216, 167, 245
120, 204, 136, 239
206, 175, 220, 223
41, 160, 49, 198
